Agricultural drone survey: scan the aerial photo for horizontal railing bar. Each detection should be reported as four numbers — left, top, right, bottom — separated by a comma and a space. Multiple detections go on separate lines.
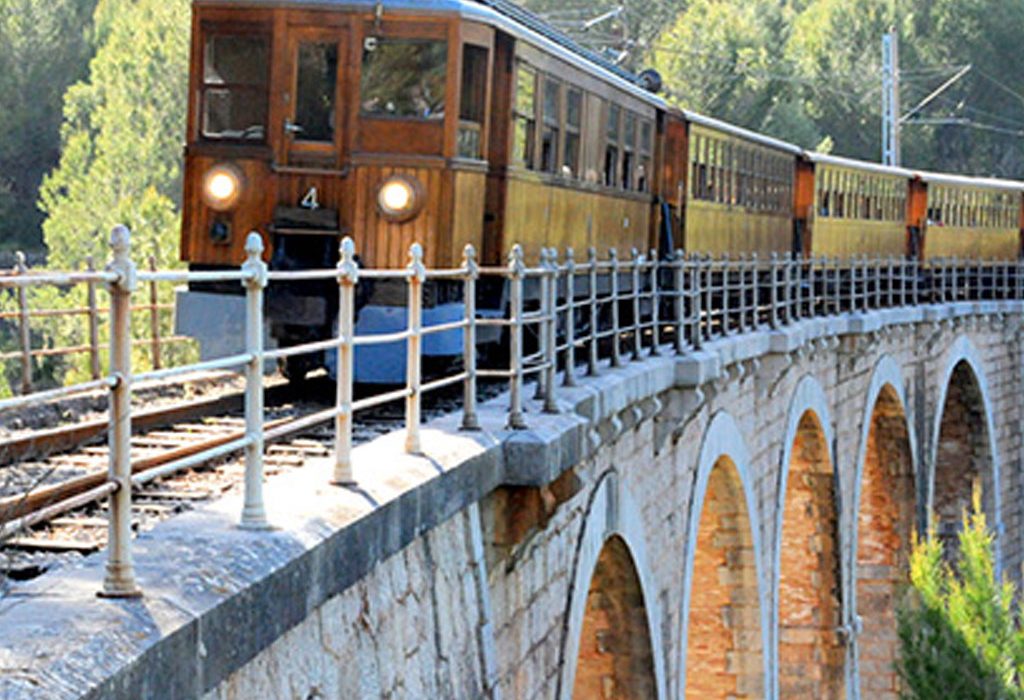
421, 372, 468, 395
0, 376, 117, 413
132, 353, 253, 384
0, 271, 118, 288
264, 337, 344, 362
0, 481, 119, 540
351, 387, 412, 412
132, 436, 254, 488
353, 330, 411, 346
263, 407, 339, 443
420, 319, 469, 337
138, 271, 251, 284
425, 269, 470, 280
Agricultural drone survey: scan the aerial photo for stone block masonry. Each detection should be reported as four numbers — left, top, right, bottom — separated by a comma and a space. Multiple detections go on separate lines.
1, 301, 1023, 700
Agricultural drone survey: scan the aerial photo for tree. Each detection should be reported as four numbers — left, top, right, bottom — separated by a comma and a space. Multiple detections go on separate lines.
649, 0, 822, 147
39, 0, 191, 270
0, 0, 195, 397
0, 0, 96, 251
898, 492, 1024, 699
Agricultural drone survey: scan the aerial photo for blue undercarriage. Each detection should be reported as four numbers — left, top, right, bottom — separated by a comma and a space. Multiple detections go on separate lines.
325, 302, 466, 384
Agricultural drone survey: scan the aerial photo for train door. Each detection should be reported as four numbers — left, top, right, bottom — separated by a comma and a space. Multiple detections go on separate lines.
283, 26, 346, 169
273, 25, 347, 267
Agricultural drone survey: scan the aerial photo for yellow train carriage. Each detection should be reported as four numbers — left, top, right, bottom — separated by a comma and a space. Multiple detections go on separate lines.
681, 118, 799, 256
918, 173, 1023, 261
494, 40, 656, 264
805, 154, 911, 258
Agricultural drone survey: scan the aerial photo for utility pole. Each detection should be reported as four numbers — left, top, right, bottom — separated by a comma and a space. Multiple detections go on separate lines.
881, 29, 901, 166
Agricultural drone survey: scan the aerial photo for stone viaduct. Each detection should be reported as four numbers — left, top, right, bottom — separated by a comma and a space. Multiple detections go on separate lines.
1, 300, 1022, 699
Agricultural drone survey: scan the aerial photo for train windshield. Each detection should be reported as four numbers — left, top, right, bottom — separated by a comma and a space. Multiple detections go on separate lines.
202, 33, 270, 141
360, 39, 447, 119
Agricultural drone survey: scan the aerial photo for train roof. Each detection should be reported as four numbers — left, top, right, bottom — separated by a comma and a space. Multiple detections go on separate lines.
197, 0, 666, 106
683, 110, 803, 156
803, 152, 915, 178
913, 170, 1024, 193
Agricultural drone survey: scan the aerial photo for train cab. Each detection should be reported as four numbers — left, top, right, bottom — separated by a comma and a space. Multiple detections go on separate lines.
177, 0, 668, 382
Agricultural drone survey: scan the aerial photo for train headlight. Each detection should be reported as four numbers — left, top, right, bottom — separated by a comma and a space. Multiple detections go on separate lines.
202, 163, 244, 212
377, 175, 423, 222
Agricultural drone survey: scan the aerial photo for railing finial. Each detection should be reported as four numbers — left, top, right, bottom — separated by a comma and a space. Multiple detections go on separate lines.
245, 231, 264, 258
509, 243, 525, 275
338, 236, 359, 285
463, 243, 478, 274
110, 224, 130, 256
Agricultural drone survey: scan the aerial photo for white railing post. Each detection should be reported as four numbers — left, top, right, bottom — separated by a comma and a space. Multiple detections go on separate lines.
240, 233, 269, 530
508, 245, 526, 429
405, 243, 425, 454
462, 244, 480, 431
631, 248, 642, 359
673, 250, 685, 354
535, 248, 551, 401
737, 254, 748, 333
721, 253, 731, 335
563, 248, 577, 387
333, 238, 359, 485
769, 253, 780, 329
543, 248, 558, 414
649, 248, 660, 355
100, 225, 141, 599
15, 252, 31, 395
610, 248, 621, 367
587, 247, 599, 375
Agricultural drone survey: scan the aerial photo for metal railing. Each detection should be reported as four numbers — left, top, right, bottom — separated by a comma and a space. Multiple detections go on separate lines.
0, 250, 185, 395
2, 225, 1023, 596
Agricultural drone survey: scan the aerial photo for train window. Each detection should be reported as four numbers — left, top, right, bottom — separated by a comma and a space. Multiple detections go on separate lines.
513, 64, 537, 169
361, 40, 447, 119
201, 33, 270, 141
293, 42, 338, 143
622, 112, 636, 190
541, 79, 561, 173
708, 138, 718, 202
692, 134, 705, 199
639, 120, 653, 192
605, 104, 620, 188
563, 89, 583, 178
458, 45, 488, 159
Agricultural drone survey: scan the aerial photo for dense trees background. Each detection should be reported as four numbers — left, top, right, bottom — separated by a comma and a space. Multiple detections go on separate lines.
1, 0, 1023, 257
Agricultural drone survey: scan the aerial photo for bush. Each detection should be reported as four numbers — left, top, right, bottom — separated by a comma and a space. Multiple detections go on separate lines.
898, 490, 1024, 699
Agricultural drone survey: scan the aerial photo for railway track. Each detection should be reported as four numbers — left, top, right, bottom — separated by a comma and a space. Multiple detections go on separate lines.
0, 377, 504, 584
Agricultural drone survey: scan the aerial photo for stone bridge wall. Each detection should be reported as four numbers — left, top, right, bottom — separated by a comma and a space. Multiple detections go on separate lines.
1, 301, 1021, 700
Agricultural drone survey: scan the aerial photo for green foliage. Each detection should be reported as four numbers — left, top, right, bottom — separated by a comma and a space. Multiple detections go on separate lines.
0, 0, 95, 251
39, 0, 191, 270
0, 0, 195, 393
898, 493, 1024, 699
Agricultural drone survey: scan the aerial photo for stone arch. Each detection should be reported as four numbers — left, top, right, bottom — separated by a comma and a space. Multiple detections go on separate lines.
851, 357, 917, 700
928, 337, 1002, 565
680, 411, 769, 699
559, 472, 667, 700
774, 375, 844, 699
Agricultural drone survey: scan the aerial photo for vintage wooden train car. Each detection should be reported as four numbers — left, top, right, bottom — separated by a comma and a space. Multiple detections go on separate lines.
176, 0, 1024, 382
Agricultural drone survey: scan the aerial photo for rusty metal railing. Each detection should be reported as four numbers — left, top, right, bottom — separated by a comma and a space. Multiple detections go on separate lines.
1, 225, 1023, 596
0, 251, 186, 395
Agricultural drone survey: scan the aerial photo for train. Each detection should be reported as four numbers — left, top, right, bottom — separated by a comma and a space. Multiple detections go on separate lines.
175, 0, 1024, 383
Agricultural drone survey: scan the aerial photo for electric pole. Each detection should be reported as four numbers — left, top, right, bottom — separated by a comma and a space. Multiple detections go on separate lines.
882, 29, 901, 166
